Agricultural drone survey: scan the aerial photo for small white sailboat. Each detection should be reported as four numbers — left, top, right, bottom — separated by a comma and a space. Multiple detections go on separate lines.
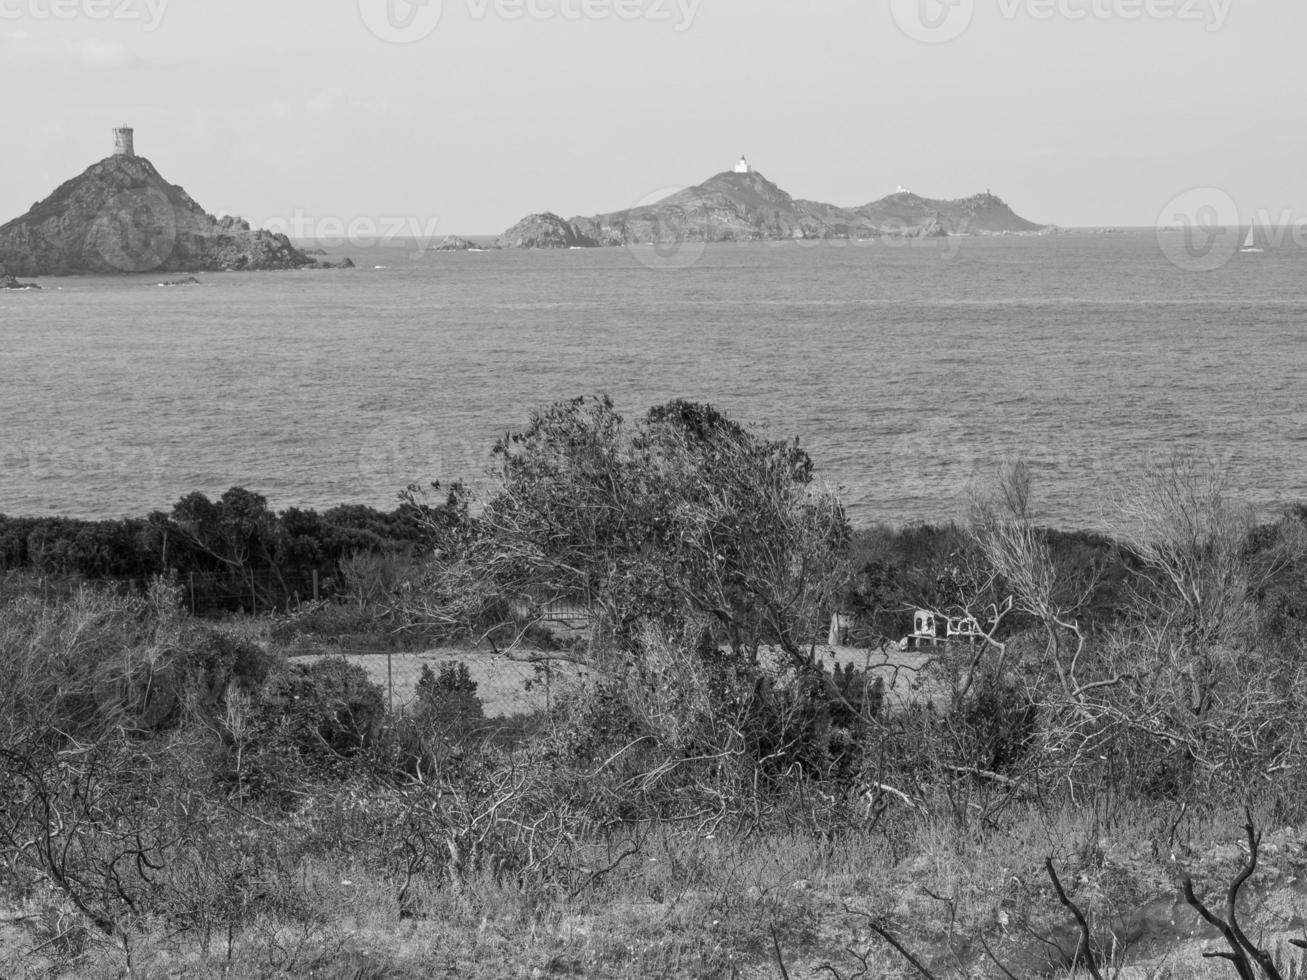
1241, 225, 1264, 253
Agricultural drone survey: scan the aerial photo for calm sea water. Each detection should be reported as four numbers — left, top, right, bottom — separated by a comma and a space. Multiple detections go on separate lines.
1, 232, 1303, 528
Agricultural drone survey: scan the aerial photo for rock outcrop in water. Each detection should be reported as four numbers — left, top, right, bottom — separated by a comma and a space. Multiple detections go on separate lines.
0, 153, 347, 277
0, 275, 40, 290
495, 212, 598, 250
500, 170, 1049, 248
431, 235, 493, 252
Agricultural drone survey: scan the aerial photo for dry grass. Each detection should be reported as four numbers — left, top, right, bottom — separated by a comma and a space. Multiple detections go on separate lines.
6, 800, 1305, 979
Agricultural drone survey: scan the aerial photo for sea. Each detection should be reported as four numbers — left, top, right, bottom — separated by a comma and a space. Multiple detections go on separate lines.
1, 231, 1303, 530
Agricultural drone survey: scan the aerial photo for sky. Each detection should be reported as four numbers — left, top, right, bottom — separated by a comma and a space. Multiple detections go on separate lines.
1, 0, 1305, 235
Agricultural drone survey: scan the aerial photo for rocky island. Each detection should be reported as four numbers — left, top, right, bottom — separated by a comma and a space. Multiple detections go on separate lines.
0, 127, 351, 277
430, 235, 494, 252
496, 156, 1049, 248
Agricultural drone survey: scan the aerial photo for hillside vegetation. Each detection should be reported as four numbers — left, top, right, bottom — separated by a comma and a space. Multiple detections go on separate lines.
2, 397, 1307, 979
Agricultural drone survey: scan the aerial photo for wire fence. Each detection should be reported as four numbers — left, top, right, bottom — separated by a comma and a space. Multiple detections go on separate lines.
286, 639, 942, 724
289, 648, 595, 721
11, 567, 340, 616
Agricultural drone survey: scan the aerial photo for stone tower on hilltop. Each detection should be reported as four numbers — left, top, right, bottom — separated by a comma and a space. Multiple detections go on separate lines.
113, 126, 135, 157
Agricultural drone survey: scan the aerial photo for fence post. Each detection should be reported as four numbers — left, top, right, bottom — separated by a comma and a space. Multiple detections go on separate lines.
387, 651, 394, 715
188, 572, 196, 615
312, 569, 319, 603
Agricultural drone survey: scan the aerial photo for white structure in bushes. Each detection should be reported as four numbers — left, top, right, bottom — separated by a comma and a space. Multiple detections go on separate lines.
904, 606, 1004, 650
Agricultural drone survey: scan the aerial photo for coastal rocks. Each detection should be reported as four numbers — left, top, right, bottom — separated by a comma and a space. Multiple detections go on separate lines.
0, 153, 321, 277
495, 212, 597, 250
498, 169, 1049, 248
0, 275, 40, 289
430, 235, 491, 251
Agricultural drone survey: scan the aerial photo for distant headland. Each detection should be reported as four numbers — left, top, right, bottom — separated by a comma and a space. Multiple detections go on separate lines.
496, 155, 1051, 249
0, 127, 352, 277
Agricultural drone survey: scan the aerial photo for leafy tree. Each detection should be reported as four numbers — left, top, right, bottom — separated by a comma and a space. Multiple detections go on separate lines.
408, 396, 850, 671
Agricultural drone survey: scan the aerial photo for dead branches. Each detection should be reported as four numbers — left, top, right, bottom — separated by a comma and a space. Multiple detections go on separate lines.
1044, 857, 1107, 980
1181, 813, 1293, 980
971, 461, 1101, 710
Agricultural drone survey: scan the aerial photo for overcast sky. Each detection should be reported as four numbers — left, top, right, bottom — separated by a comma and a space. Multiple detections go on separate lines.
1, 0, 1303, 235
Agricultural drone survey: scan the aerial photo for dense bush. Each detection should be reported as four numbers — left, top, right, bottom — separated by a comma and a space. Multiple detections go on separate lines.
257, 657, 386, 763
413, 661, 486, 732
0, 580, 274, 741
0, 486, 462, 615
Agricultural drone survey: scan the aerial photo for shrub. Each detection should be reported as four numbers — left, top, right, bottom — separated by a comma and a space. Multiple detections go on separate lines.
0, 579, 274, 742
743, 663, 882, 786
256, 657, 386, 765
414, 661, 485, 732
956, 676, 1039, 774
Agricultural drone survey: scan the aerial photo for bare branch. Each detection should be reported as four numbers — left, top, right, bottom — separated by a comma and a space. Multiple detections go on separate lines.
1045, 857, 1106, 980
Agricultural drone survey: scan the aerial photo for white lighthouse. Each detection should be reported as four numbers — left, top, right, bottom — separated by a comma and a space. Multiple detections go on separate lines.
734, 155, 751, 174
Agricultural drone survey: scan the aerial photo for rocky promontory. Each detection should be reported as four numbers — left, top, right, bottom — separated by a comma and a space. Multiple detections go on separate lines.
499, 168, 1049, 248
495, 212, 598, 250
0, 153, 348, 277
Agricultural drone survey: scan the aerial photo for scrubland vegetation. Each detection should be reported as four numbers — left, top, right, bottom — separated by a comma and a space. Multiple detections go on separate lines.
4, 396, 1307, 978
